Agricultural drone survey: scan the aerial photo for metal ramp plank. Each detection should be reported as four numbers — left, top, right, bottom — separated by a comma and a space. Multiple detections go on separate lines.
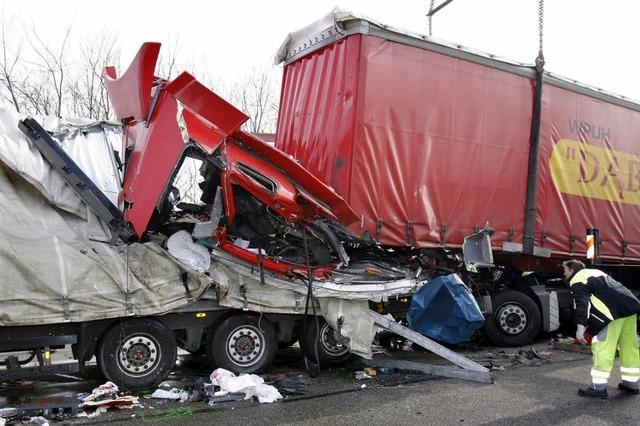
370, 310, 492, 383
364, 358, 493, 384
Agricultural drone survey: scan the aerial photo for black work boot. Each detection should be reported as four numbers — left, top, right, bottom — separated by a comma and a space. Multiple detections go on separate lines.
578, 385, 608, 399
618, 383, 640, 395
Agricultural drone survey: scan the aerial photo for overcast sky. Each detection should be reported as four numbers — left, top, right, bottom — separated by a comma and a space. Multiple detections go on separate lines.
3, 0, 639, 100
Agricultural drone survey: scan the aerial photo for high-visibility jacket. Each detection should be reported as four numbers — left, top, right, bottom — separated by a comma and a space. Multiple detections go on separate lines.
569, 268, 640, 335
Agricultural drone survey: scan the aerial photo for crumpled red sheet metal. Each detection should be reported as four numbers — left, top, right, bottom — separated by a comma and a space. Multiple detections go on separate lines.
105, 42, 357, 243
104, 43, 248, 237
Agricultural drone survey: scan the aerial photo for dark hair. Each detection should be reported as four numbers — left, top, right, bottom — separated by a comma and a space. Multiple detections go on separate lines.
562, 259, 585, 273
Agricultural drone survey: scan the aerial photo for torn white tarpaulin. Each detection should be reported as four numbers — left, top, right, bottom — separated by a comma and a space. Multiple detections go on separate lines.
0, 163, 211, 325
53, 121, 122, 207
209, 248, 421, 358
0, 108, 121, 242
210, 247, 421, 301
319, 298, 375, 358
274, 7, 359, 64
0, 109, 212, 326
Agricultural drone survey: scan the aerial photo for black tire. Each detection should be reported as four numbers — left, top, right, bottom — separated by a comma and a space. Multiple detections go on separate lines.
483, 290, 542, 347
207, 314, 277, 374
97, 319, 177, 390
301, 318, 351, 366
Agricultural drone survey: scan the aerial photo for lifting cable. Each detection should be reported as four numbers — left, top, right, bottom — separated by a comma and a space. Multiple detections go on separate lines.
536, 0, 545, 72
301, 227, 321, 377
428, 0, 435, 36
523, 0, 546, 254
427, 0, 455, 36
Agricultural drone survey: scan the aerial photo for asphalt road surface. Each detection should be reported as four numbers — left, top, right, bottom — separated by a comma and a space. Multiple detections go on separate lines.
1, 342, 638, 425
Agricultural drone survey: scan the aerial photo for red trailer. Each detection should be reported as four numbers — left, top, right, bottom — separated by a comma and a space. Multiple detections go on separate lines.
276, 14, 640, 264
274, 12, 640, 345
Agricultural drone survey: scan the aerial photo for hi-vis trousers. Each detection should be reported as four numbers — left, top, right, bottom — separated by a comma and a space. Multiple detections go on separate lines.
591, 314, 640, 388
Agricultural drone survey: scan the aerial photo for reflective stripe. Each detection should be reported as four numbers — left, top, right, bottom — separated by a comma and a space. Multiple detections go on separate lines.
591, 369, 610, 379
592, 377, 609, 384
589, 295, 614, 320
620, 367, 640, 374
570, 269, 606, 286
621, 375, 639, 382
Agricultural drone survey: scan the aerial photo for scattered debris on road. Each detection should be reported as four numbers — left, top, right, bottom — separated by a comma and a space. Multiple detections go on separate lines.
354, 371, 372, 380
210, 368, 282, 404
150, 388, 191, 402
552, 338, 592, 354
263, 375, 308, 396
79, 382, 139, 411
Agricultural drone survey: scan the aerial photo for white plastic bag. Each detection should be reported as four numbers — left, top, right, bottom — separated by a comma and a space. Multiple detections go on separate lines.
210, 368, 282, 403
254, 382, 283, 403
150, 388, 190, 401
167, 230, 211, 272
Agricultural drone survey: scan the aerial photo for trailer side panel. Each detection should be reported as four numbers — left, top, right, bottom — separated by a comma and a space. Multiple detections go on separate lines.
276, 30, 640, 263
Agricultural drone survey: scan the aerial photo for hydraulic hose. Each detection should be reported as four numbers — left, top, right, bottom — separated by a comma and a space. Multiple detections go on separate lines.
301, 227, 321, 377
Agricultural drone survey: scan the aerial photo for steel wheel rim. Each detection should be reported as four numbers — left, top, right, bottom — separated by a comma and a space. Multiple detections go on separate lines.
226, 325, 265, 367
497, 303, 528, 335
319, 323, 348, 356
118, 333, 160, 376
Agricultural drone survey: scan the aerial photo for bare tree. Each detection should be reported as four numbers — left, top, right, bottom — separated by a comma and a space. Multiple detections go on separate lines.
156, 32, 183, 81
173, 157, 204, 204
0, 13, 23, 112
0, 13, 281, 132
227, 66, 279, 134
68, 32, 119, 120
16, 74, 55, 115
26, 23, 72, 117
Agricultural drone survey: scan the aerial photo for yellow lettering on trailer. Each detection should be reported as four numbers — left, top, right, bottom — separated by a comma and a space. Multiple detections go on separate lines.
550, 139, 640, 205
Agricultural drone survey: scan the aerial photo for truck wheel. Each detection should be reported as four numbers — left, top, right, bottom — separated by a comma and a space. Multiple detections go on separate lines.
97, 319, 177, 390
483, 290, 541, 347
207, 314, 276, 374
301, 318, 351, 366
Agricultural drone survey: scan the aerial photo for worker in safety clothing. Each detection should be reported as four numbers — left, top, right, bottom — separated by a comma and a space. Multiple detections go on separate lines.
562, 259, 640, 398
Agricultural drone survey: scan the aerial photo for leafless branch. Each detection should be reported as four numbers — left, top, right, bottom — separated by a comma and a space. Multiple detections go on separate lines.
226, 66, 279, 134
26, 22, 73, 116
0, 11, 23, 111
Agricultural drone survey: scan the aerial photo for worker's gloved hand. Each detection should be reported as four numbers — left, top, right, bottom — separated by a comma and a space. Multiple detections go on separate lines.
576, 324, 588, 344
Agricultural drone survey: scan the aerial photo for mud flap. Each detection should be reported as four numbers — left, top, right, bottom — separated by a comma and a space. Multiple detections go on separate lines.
531, 285, 560, 332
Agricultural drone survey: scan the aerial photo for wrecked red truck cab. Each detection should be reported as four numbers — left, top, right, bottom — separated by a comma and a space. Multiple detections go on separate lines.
105, 42, 359, 277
